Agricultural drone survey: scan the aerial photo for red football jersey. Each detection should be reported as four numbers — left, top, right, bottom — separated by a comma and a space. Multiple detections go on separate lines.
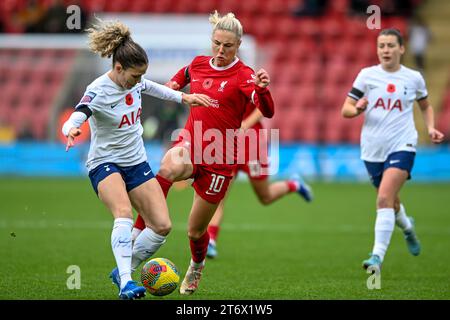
171, 56, 274, 175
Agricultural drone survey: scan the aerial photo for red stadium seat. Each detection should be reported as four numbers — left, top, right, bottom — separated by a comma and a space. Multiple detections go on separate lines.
345, 115, 364, 144
241, 0, 263, 16
323, 108, 346, 143
265, 0, 289, 17
195, 0, 219, 13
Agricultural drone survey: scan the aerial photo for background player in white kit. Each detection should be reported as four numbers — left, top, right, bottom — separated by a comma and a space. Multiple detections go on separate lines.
341, 28, 444, 271
62, 20, 210, 299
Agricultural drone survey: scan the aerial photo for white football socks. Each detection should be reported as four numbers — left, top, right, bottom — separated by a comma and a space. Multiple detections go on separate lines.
372, 208, 395, 262
111, 218, 133, 289
131, 227, 143, 243
131, 227, 166, 272
395, 203, 413, 231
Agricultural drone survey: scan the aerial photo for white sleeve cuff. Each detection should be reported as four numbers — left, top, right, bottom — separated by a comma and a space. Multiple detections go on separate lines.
62, 111, 87, 137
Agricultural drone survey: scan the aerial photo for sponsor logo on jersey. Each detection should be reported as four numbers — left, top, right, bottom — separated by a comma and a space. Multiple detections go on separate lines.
110, 103, 118, 109
387, 84, 396, 93
373, 98, 402, 111
118, 107, 142, 128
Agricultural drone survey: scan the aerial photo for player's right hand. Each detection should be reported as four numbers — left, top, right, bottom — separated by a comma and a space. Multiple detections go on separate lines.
66, 127, 82, 152
182, 93, 212, 107
165, 81, 180, 90
355, 97, 368, 114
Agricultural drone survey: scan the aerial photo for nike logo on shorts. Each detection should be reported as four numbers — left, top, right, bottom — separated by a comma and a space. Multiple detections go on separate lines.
144, 171, 152, 176
389, 160, 401, 164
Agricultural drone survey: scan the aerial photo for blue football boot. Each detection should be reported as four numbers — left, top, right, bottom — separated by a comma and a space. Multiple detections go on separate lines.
292, 174, 313, 202
206, 241, 218, 259
109, 267, 120, 290
119, 280, 146, 300
404, 217, 421, 256
362, 253, 382, 271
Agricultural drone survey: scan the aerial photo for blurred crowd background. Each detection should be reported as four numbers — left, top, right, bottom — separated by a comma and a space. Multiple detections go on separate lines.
0, 0, 449, 180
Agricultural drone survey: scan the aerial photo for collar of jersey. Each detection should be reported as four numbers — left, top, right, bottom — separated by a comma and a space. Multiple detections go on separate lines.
209, 57, 240, 71
378, 64, 404, 74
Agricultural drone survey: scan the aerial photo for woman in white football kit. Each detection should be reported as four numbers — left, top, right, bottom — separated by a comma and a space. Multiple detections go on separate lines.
62, 20, 210, 299
341, 29, 444, 271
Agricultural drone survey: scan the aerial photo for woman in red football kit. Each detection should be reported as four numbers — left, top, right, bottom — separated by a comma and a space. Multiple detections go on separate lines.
135, 10, 274, 295
205, 101, 314, 259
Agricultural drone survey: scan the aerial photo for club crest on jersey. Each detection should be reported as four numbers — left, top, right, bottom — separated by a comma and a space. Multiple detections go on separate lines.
203, 78, 213, 89
387, 84, 396, 93
126, 93, 133, 106
218, 81, 228, 92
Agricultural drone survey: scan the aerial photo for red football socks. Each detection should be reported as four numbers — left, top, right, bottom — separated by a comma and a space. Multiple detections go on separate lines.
190, 232, 210, 263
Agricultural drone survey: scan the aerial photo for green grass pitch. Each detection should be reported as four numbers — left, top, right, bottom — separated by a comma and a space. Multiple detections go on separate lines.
1, 178, 449, 299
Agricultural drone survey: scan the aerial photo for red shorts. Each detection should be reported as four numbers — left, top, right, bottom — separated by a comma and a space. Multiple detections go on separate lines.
191, 165, 234, 204
171, 139, 234, 204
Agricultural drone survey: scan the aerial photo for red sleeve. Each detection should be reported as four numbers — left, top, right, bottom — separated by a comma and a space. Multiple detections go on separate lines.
253, 85, 274, 118
170, 65, 190, 89
239, 67, 274, 118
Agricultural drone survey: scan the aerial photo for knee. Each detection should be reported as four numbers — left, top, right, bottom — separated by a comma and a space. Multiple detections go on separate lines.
152, 221, 172, 236
158, 163, 174, 181
376, 194, 394, 209
187, 229, 205, 242
257, 194, 272, 206
114, 206, 133, 219
256, 192, 272, 205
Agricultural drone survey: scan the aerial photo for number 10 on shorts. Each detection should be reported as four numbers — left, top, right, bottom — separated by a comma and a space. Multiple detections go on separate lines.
208, 174, 225, 194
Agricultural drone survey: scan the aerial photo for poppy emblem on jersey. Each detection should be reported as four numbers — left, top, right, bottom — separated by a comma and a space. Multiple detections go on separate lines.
203, 78, 213, 89
387, 84, 396, 93
125, 93, 133, 106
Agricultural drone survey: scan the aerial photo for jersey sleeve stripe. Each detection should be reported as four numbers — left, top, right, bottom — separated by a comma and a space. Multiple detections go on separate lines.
75, 105, 93, 118
417, 95, 428, 101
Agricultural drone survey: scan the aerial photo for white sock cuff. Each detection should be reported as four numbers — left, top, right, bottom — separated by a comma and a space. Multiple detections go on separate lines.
376, 208, 395, 231
190, 259, 205, 268
144, 227, 166, 243
113, 218, 133, 228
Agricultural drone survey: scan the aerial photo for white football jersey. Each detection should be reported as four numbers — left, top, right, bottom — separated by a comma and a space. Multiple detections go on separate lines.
348, 64, 428, 162
76, 73, 182, 171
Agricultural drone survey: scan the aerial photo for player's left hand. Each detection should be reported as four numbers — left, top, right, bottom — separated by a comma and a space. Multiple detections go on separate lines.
65, 127, 82, 152
182, 93, 212, 107
428, 128, 445, 144
255, 68, 270, 88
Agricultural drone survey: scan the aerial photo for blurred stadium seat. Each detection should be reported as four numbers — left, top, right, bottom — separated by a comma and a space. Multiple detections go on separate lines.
0, 0, 421, 144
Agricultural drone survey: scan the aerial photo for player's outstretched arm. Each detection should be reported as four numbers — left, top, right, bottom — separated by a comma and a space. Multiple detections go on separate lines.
62, 111, 88, 152
342, 96, 367, 118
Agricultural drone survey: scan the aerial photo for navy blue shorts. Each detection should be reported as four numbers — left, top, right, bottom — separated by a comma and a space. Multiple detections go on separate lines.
364, 151, 416, 188
88, 161, 155, 195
